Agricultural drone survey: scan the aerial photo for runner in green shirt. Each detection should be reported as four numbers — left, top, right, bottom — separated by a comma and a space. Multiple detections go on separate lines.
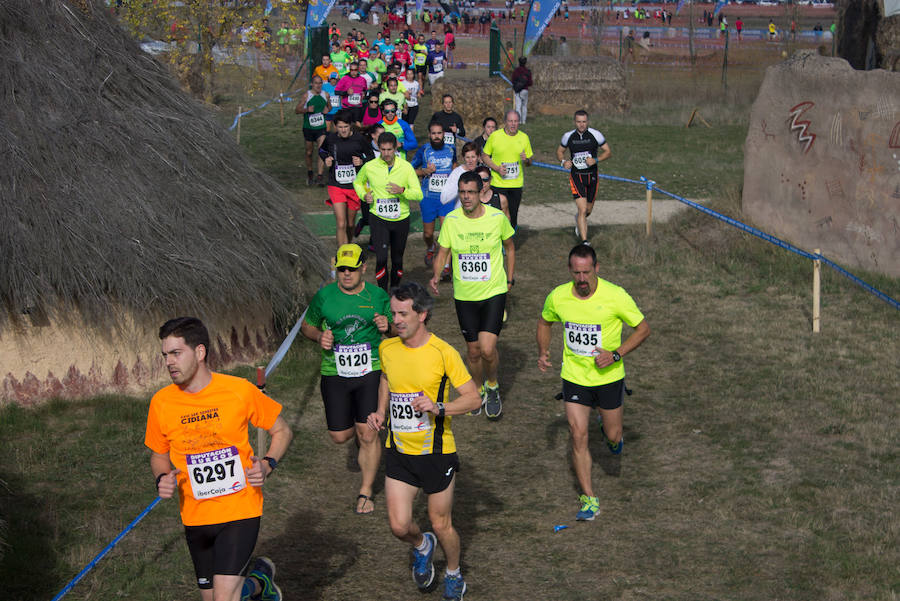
301, 243, 392, 514
331, 44, 351, 76
429, 170, 515, 419
536, 244, 650, 522
296, 75, 330, 186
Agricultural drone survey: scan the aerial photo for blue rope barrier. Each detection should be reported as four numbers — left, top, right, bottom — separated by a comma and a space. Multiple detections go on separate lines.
228, 86, 306, 131
51, 497, 162, 601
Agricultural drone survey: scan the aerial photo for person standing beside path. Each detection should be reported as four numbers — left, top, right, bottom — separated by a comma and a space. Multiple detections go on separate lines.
536, 245, 650, 522
320, 110, 374, 246
480, 110, 532, 231
556, 110, 612, 246
430, 171, 515, 419
301, 244, 391, 515
147, 317, 293, 601
353, 131, 423, 291
510, 57, 533, 125
366, 282, 482, 601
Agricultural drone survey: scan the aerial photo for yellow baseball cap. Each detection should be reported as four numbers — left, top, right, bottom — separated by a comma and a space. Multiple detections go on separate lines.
335, 244, 364, 269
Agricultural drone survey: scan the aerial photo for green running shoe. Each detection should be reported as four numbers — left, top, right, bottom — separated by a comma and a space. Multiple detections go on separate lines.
576, 494, 600, 521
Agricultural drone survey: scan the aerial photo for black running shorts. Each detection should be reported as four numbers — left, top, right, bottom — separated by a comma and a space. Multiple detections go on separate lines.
184, 516, 260, 589
320, 370, 381, 431
570, 171, 599, 203
454, 293, 506, 342
303, 127, 325, 143
385, 447, 459, 494
562, 378, 625, 410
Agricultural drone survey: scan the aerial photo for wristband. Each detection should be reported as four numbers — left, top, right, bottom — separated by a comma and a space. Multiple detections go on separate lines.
263, 456, 278, 472
612, 350, 621, 362
507, 278, 515, 286
435, 402, 445, 417
155, 473, 165, 489
560, 159, 566, 167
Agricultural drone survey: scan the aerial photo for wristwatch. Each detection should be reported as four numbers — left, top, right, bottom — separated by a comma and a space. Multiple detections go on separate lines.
435, 402, 445, 417
611, 350, 621, 362
262, 456, 278, 472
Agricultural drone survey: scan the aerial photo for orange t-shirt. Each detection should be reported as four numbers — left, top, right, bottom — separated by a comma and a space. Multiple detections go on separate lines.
144, 373, 282, 526
314, 64, 339, 82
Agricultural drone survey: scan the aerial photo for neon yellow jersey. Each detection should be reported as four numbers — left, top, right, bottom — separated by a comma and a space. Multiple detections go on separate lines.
483, 129, 533, 189
437, 206, 514, 301
353, 155, 422, 222
379, 89, 407, 111
380, 333, 472, 455
541, 279, 644, 386
414, 44, 427, 65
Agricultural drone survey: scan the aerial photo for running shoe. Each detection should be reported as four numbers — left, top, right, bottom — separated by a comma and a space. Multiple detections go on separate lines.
353, 219, 365, 238
574, 213, 579, 238
484, 384, 501, 419
425, 247, 435, 267
576, 494, 600, 521
467, 386, 484, 416
442, 573, 467, 600
412, 532, 437, 590
604, 431, 624, 455
247, 556, 282, 601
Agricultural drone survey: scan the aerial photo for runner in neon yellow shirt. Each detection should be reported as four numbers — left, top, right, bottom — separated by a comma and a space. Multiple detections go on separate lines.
480, 110, 532, 230
430, 170, 515, 419
537, 244, 650, 522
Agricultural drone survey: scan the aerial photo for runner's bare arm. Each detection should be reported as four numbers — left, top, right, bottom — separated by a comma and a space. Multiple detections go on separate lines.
595, 142, 612, 164
536, 317, 554, 372
503, 237, 515, 290
262, 416, 293, 476
151, 451, 180, 499
429, 245, 451, 294
367, 374, 390, 431
594, 319, 650, 369
300, 321, 333, 350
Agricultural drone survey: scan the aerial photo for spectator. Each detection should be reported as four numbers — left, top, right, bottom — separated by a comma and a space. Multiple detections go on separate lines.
511, 57, 533, 125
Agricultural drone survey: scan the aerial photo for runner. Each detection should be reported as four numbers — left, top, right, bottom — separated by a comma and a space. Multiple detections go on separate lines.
413, 33, 428, 89
472, 117, 496, 157
429, 94, 466, 149
322, 72, 341, 131
403, 68, 423, 129
379, 76, 407, 115
334, 61, 368, 126
147, 317, 292, 601
429, 171, 515, 419
353, 131, 422, 290
556, 110, 612, 245
320, 109, 373, 245
425, 39, 447, 86
473, 164, 508, 218
330, 42, 351, 76
301, 244, 391, 515
536, 244, 650, 521
366, 281, 481, 601
480, 110, 533, 230
314, 54, 338, 82
296, 75, 330, 187
378, 98, 418, 156
440, 141, 480, 209
412, 121, 457, 271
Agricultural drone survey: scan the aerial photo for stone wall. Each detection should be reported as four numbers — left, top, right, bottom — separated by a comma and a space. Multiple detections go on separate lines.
743, 52, 900, 277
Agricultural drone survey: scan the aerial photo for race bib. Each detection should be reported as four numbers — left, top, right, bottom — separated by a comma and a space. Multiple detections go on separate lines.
334, 61, 344, 72
458, 252, 491, 281
443, 132, 455, 145
572, 151, 591, 170
501, 161, 520, 180
348, 93, 362, 106
432, 60, 444, 73
334, 343, 372, 378
415, 54, 426, 66
407, 94, 418, 107
428, 173, 448, 192
375, 197, 401, 219
329, 95, 341, 108
186, 446, 246, 500
335, 164, 356, 184
389, 391, 428, 433
308, 112, 325, 128
564, 322, 602, 356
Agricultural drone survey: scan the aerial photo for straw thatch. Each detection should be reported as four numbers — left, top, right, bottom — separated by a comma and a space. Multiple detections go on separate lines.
0, 0, 329, 402
527, 55, 628, 116
0, 0, 328, 330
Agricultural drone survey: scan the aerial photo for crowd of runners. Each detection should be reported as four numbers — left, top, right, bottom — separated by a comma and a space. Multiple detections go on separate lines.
145, 30, 650, 601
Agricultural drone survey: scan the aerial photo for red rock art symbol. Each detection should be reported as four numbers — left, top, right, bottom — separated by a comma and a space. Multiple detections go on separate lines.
889, 122, 900, 148
761, 120, 776, 142
787, 102, 816, 154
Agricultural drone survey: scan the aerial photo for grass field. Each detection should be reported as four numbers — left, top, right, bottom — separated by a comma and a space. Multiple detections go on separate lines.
2, 12, 899, 601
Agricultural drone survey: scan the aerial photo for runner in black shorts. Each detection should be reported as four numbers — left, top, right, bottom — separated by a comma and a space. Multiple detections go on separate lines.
301, 244, 392, 514
454, 294, 506, 341
184, 517, 260, 590
557, 110, 611, 246
385, 448, 460, 494
562, 378, 625, 410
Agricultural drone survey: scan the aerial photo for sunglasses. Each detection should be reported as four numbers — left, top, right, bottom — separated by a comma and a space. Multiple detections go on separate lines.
383, 109, 396, 114
336, 266, 359, 273
369, 100, 379, 104
481, 177, 490, 182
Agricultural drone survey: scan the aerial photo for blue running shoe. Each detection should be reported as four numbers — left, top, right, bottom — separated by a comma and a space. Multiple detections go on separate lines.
576, 494, 599, 521
247, 556, 282, 601
412, 532, 437, 590
604, 431, 624, 455
442, 573, 467, 600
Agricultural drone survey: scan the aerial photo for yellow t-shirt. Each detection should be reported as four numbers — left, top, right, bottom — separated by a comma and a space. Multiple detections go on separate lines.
379, 333, 472, 455
144, 373, 282, 526
483, 129, 533, 189
541, 279, 645, 387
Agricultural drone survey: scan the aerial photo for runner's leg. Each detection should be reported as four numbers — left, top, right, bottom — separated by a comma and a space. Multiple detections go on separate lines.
598, 405, 624, 446
333, 202, 350, 246
476, 331, 499, 384
355, 422, 380, 508
566, 401, 594, 497
389, 218, 410, 288
426, 475, 460, 571
575, 195, 590, 241
370, 217, 390, 290
386, 477, 424, 544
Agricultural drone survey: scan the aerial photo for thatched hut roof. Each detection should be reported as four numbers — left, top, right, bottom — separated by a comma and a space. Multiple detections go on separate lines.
0, 0, 328, 335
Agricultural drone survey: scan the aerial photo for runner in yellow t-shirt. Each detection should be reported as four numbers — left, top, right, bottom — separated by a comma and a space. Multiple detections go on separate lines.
146, 317, 293, 601
536, 245, 650, 522
480, 109, 533, 230
367, 282, 481, 601
429, 170, 515, 419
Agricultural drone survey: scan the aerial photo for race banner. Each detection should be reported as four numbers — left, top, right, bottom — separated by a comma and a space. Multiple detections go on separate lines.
884, 0, 900, 18
676, 0, 686, 15
522, 0, 562, 57
713, 0, 727, 16
305, 0, 339, 29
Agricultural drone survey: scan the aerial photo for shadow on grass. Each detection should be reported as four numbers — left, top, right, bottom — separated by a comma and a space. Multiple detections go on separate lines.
0, 472, 58, 600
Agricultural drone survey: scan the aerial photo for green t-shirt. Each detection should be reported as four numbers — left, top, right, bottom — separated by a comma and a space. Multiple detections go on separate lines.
379, 89, 407, 111
437, 206, 514, 301
331, 51, 351, 75
541, 279, 645, 386
483, 129, 533, 189
369, 57, 386, 81
303, 91, 328, 131
277, 27, 289, 45
304, 282, 391, 376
